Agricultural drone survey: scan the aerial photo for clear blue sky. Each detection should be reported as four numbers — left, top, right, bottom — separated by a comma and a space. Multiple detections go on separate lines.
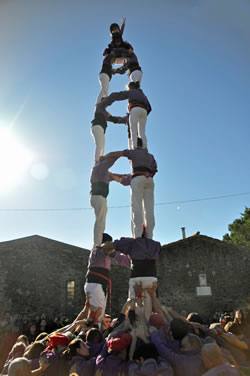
0, 0, 250, 250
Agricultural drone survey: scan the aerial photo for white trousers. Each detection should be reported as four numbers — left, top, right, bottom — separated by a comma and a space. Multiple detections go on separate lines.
84, 282, 107, 321
96, 73, 110, 104
128, 136, 132, 150
90, 195, 107, 248
129, 277, 157, 320
130, 176, 155, 239
91, 125, 105, 162
130, 70, 143, 84
129, 107, 147, 149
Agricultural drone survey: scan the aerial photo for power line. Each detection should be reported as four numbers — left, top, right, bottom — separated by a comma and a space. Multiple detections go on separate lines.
0, 191, 249, 212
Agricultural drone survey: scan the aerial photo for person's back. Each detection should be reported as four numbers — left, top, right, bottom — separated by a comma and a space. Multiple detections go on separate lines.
129, 343, 174, 376
69, 355, 96, 376
202, 343, 241, 376
202, 362, 240, 375
151, 332, 205, 376
123, 148, 157, 175
96, 332, 131, 376
114, 236, 161, 261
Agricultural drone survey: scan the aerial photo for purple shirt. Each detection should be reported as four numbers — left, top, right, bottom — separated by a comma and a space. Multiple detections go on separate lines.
129, 358, 174, 376
90, 157, 118, 185
123, 148, 157, 175
151, 331, 206, 376
102, 88, 151, 114
202, 362, 240, 375
94, 102, 109, 119
96, 353, 129, 376
70, 356, 95, 376
88, 246, 113, 271
40, 348, 66, 376
88, 246, 130, 270
114, 237, 161, 260
95, 331, 131, 376
86, 340, 106, 358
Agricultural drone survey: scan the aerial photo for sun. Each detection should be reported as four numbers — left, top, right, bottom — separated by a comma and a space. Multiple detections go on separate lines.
0, 128, 33, 193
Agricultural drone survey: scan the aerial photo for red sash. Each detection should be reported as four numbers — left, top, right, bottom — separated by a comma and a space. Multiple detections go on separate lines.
128, 103, 147, 112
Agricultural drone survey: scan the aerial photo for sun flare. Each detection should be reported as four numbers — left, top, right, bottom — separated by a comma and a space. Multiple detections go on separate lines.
0, 128, 33, 193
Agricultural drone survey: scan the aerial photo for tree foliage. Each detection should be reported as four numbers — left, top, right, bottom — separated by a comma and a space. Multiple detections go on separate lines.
223, 207, 250, 249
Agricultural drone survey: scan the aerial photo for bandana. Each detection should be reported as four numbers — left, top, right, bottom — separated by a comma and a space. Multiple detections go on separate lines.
49, 333, 70, 348
108, 333, 132, 352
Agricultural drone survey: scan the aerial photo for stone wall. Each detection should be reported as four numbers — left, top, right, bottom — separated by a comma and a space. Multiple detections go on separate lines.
157, 235, 250, 320
0, 234, 250, 322
0, 235, 89, 318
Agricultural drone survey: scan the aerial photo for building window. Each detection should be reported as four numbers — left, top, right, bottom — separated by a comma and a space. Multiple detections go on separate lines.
199, 273, 207, 287
66, 281, 75, 305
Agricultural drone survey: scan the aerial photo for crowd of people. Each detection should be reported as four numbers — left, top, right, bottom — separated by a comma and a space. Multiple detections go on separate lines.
2, 19, 250, 376
0, 313, 71, 343
1, 296, 250, 376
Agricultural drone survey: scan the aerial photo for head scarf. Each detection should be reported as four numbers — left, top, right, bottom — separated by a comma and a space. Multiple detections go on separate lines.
49, 333, 71, 348
108, 333, 132, 352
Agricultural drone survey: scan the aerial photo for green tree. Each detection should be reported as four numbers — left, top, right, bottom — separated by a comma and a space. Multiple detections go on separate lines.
223, 207, 250, 249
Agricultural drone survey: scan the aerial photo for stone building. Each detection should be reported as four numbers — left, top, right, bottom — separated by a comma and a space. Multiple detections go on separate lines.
0, 234, 249, 322
158, 235, 250, 320
0, 235, 90, 319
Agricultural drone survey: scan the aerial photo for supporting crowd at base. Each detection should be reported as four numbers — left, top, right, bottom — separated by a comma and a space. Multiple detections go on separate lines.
1, 300, 250, 376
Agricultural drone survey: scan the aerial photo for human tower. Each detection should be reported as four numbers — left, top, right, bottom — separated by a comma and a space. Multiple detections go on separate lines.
84, 19, 161, 324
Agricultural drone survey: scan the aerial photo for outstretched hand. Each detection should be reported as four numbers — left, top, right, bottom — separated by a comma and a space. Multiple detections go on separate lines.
147, 282, 158, 296
121, 300, 131, 316
102, 241, 115, 254
134, 283, 144, 299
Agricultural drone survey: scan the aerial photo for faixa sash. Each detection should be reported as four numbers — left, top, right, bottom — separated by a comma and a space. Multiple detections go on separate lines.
128, 102, 147, 112
86, 270, 112, 312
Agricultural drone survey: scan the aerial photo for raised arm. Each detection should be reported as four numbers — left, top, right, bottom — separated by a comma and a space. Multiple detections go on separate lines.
109, 172, 121, 182
120, 17, 126, 35
108, 114, 129, 124
166, 307, 207, 335
109, 172, 131, 186
220, 331, 248, 350
147, 284, 167, 320
101, 151, 124, 159
101, 91, 129, 108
